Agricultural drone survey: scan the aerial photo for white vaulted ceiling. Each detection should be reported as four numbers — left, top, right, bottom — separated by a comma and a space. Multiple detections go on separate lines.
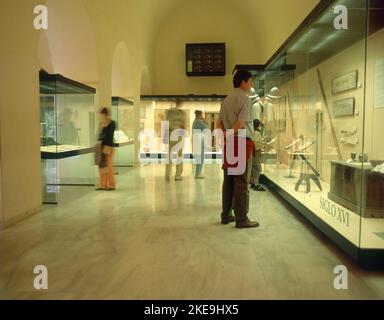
38, 0, 320, 90
144, 0, 320, 62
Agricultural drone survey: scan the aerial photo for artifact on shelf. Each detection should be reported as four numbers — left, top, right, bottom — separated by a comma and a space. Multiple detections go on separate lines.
346, 152, 357, 163
285, 138, 302, 178
341, 126, 358, 136
285, 138, 302, 150
317, 68, 342, 160
113, 130, 130, 144
293, 140, 322, 194
340, 137, 359, 145
359, 153, 369, 163
329, 159, 384, 218
267, 87, 281, 99
372, 162, 384, 174
41, 137, 60, 146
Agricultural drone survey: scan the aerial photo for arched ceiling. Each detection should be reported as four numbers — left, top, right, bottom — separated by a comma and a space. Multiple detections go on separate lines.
144, 0, 320, 63
111, 42, 134, 97
38, 0, 320, 92
42, 0, 98, 84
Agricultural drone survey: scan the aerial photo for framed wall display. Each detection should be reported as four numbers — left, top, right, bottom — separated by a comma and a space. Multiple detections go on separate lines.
332, 70, 358, 95
186, 43, 226, 76
332, 97, 355, 117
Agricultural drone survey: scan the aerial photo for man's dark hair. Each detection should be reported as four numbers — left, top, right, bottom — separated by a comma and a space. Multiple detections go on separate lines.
100, 107, 110, 116
233, 69, 252, 88
253, 119, 263, 131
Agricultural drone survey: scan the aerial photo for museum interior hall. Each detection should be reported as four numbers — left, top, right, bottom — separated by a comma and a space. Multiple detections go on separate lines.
1, 0, 384, 300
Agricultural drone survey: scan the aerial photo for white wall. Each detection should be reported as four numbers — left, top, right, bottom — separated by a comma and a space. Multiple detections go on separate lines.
0, 0, 43, 226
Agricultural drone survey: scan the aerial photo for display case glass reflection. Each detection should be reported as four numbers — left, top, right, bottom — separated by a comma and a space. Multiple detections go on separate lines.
40, 71, 96, 204
140, 96, 225, 156
248, 0, 384, 267
111, 97, 135, 167
111, 97, 134, 146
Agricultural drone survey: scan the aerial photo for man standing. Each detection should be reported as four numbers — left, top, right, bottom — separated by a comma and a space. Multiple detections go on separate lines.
192, 110, 209, 179
217, 70, 260, 229
165, 102, 186, 181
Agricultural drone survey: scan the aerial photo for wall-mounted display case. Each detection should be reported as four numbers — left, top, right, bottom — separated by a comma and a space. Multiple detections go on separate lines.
139, 95, 226, 163
111, 97, 135, 167
40, 70, 96, 204
240, 0, 384, 269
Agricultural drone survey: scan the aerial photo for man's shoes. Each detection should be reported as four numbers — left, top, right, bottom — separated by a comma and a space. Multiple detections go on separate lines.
195, 175, 205, 179
254, 185, 266, 192
221, 215, 235, 225
251, 184, 266, 191
235, 219, 260, 229
175, 176, 183, 181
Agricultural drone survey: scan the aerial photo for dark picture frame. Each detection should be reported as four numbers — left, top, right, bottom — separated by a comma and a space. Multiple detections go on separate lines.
186, 43, 226, 77
332, 70, 358, 95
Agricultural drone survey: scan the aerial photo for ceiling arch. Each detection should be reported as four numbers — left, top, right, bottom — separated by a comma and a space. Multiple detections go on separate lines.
43, 0, 98, 84
38, 32, 53, 74
140, 66, 153, 96
37, 0, 320, 94
111, 41, 134, 97
145, 0, 320, 64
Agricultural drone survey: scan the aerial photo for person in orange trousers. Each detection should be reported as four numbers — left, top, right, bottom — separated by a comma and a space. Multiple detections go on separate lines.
96, 107, 116, 191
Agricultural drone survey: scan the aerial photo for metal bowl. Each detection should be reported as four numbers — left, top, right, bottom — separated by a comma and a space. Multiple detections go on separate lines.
370, 160, 384, 167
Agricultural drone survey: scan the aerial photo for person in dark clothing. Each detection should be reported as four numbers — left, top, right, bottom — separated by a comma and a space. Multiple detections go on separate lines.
96, 107, 116, 191
250, 119, 269, 191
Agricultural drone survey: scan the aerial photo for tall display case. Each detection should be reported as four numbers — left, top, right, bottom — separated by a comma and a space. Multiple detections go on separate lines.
111, 97, 135, 167
40, 70, 96, 204
139, 95, 226, 163
246, 0, 384, 269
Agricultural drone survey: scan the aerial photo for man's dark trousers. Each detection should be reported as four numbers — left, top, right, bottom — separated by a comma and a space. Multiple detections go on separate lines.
222, 156, 252, 222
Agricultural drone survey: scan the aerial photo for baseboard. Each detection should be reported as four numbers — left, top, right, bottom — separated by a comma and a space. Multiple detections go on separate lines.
0, 205, 42, 229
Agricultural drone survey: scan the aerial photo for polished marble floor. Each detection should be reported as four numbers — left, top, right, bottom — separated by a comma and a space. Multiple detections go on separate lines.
0, 164, 383, 300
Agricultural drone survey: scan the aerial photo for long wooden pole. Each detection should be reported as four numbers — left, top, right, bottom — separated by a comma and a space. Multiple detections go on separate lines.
286, 91, 297, 140
316, 68, 342, 160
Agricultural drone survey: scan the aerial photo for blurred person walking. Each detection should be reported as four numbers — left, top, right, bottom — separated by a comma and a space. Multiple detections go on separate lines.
96, 107, 116, 191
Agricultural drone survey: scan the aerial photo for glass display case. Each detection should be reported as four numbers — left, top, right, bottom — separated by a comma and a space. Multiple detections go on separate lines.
139, 95, 225, 164
40, 70, 97, 204
111, 97, 135, 167
246, 0, 384, 269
